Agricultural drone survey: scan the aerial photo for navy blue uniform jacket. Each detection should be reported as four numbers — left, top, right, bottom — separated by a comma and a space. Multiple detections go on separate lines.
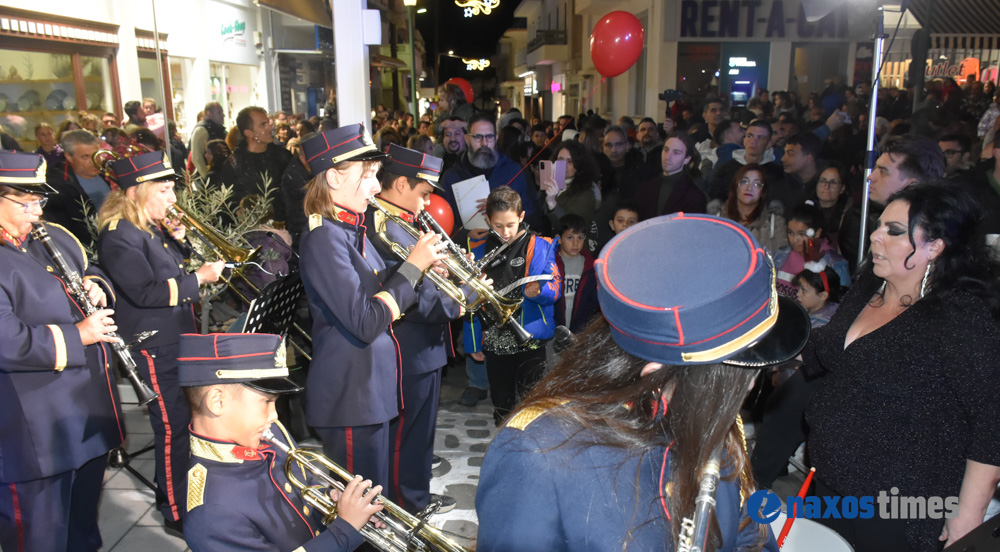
476, 410, 779, 551
0, 222, 125, 482
299, 207, 418, 427
184, 422, 364, 552
97, 218, 199, 348
365, 198, 462, 376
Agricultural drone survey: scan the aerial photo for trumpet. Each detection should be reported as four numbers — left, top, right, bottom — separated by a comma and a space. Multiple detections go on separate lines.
262, 429, 469, 552
166, 203, 263, 304
368, 197, 532, 345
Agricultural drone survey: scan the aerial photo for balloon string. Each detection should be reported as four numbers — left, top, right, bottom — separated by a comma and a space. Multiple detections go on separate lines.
451, 77, 607, 235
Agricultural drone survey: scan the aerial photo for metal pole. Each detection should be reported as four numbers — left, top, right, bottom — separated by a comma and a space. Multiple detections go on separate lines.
150, 0, 168, 150
858, 5, 886, 269
408, 6, 418, 121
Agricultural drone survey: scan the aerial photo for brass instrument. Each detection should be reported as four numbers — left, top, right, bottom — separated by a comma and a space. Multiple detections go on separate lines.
166, 203, 262, 304
262, 429, 470, 552
368, 197, 532, 345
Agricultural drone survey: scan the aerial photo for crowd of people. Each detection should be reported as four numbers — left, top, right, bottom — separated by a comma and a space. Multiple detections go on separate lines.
1, 71, 1000, 552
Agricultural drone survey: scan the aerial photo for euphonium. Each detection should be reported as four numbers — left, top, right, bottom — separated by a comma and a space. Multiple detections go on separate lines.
367, 197, 532, 345
166, 203, 262, 303
262, 429, 470, 552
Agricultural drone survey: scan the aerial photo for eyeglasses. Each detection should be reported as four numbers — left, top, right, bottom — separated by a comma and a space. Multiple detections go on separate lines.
470, 134, 496, 143
817, 178, 842, 188
941, 149, 963, 157
737, 178, 764, 189
604, 141, 628, 149
1, 195, 48, 213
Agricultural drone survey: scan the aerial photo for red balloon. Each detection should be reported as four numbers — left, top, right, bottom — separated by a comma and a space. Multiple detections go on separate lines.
445, 77, 474, 105
590, 11, 645, 78
426, 193, 455, 236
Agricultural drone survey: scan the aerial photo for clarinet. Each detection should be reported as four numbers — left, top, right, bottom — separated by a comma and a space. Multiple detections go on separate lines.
677, 444, 723, 552
31, 223, 160, 406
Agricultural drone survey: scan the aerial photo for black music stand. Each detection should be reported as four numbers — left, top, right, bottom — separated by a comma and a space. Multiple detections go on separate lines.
241, 273, 304, 336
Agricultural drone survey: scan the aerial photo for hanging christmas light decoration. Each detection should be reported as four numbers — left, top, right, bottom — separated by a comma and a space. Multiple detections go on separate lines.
456, 0, 500, 18
463, 58, 491, 71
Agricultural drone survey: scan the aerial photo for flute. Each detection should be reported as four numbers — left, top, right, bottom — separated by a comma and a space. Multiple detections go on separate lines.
678, 444, 723, 552
31, 223, 160, 406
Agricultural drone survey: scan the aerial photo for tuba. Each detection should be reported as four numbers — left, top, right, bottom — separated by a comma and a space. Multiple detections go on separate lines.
368, 197, 532, 345
166, 203, 263, 304
262, 429, 470, 552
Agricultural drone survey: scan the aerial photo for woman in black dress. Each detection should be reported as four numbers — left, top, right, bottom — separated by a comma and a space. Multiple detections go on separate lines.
804, 181, 1000, 551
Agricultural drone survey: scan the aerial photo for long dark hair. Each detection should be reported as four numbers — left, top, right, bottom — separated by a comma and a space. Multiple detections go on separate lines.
515, 317, 767, 551
725, 163, 768, 224
886, 180, 1000, 317
551, 140, 599, 194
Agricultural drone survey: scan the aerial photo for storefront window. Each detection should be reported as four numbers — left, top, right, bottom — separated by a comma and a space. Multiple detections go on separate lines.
211, 62, 257, 124
0, 48, 114, 149
676, 43, 721, 98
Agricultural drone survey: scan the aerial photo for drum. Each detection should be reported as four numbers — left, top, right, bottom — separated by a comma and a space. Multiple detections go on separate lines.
770, 512, 854, 552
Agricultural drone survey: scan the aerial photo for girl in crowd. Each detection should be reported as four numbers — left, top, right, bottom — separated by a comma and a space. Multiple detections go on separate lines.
773, 202, 850, 298
710, 163, 786, 254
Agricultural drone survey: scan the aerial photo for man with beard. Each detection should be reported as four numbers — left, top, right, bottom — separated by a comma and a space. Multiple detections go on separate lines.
634, 117, 664, 172
434, 117, 467, 173
440, 113, 541, 232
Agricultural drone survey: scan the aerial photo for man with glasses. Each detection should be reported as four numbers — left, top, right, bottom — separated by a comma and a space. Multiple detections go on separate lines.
440, 113, 540, 233
708, 119, 784, 202
938, 134, 974, 179
44, 129, 113, 247
598, 125, 654, 200
0, 150, 125, 552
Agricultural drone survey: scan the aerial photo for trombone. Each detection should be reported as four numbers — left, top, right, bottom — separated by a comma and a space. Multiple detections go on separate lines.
262, 429, 469, 552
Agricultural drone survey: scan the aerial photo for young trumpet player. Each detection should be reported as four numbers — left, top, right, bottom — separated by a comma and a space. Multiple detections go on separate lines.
475, 213, 811, 552
298, 125, 447, 497
96, 151, 225, 533
365, 143, 460, 514
0, 150, 124, 552
179, 332, 383, 552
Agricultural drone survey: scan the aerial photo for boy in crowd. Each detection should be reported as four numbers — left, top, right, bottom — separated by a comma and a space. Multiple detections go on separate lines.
598, 200, 640, 253
554, 214, 599, 334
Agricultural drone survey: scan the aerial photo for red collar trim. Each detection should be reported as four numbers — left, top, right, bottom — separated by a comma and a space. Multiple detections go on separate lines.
0, 226, 25, 247
374, 195, 416, 223
332, 203, 363, 226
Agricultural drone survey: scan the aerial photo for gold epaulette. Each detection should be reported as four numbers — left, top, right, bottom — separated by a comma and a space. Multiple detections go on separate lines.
504, 399, 569, 431
46, 222, 89, 269
108, 218, 120, 231
187, 463, 208, 511
308, 214, 323, 231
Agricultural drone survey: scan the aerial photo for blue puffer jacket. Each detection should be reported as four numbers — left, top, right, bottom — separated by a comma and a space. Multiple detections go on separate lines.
463, 232, 562, 354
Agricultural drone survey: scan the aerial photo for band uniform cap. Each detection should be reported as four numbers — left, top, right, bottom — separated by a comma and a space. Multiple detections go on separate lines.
302, 123, 389, 175
382, 143, 443, 190
595, 213, 809, 368
109, 151, 178, 190
177, 333, 302, 394
0, 150, 56, 195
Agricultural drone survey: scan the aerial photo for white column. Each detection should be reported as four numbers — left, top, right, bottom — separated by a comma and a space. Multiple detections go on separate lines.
333, 0, 372, 126
114, 0, 143, 108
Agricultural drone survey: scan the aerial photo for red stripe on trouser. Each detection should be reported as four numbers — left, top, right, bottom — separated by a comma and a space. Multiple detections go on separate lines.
345, 428, 354, 474
10, 483, 23, 552
392, 412, 405, 508
141, 350, 180, 521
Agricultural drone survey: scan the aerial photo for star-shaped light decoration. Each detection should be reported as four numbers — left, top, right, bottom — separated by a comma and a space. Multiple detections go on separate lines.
456, 0, 500, 17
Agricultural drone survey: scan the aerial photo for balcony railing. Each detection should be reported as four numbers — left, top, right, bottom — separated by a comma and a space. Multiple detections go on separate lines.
527, 29, 567, 53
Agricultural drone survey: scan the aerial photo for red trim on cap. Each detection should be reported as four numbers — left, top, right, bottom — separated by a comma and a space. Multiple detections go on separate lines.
305, 133, 363, 162
114, 158, 162, 177
684, 297, 770, 346
391, 156, 440, 174
673, 310, 684, 346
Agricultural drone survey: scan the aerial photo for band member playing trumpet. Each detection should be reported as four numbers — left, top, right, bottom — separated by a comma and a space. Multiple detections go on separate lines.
365, 144, 460, 513
475, 213, 811, 551
96, 151, 225, 533
0, 150, 125, 552
299, 125, 447, 495
179, 332, 382, 552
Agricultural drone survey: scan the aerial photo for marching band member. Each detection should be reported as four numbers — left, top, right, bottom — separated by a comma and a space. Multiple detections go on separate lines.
476, 213, 810, 551
179, 332, 381, 552
299, 125, 447, 493
96, 151, 225, 533
365, 144, 460, 513
0, 150, 125, 551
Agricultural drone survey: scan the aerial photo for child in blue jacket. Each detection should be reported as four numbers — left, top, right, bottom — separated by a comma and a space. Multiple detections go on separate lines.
463, 186, 561, 424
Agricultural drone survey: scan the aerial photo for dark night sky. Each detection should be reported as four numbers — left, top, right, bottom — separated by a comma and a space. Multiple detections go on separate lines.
413, 0, 522, 84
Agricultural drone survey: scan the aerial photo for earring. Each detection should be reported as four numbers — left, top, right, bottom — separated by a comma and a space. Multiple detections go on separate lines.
920, 261, 933, 298
878, 280, 887, 295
